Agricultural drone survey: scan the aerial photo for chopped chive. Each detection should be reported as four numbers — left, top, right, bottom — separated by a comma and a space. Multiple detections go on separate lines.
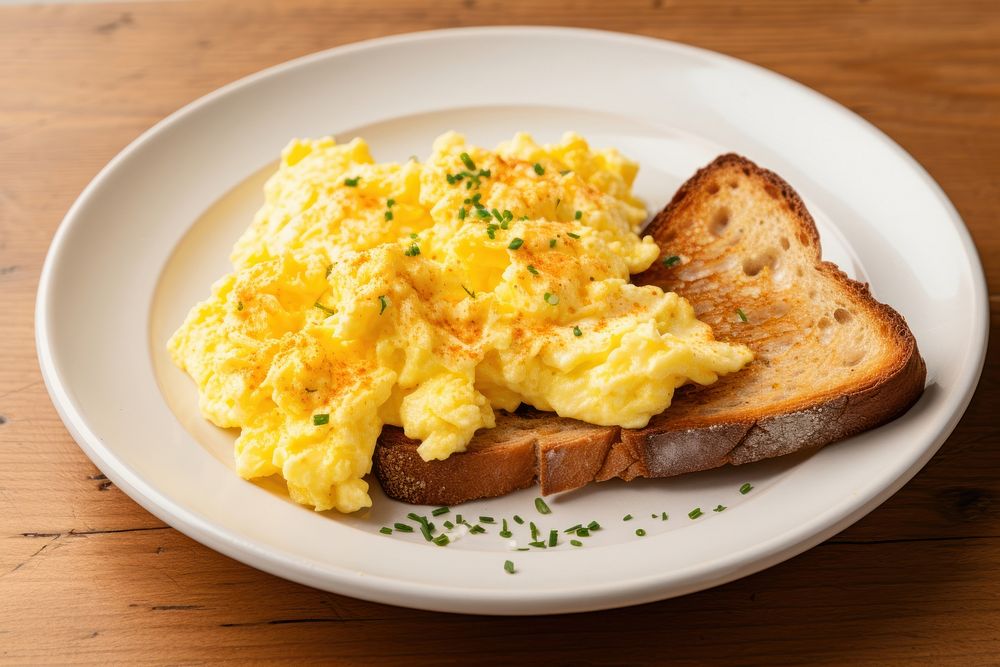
446, 174, 456, 185
455, 514, 463, 524
636, 528, 647, 537
503, 209, 513, 221
534, 497, 551, 514
513, 515, 524, 525
543, 292, 559, 306
587, 521, 600, 531
504, 559, 516, 574
404, 243, 420, 256
480, 168, 491, 177
575, 527, 590, 537
737, 308, 748, 322
740, 483, 754, 494
564, 524, 582, 534
472, 193, 482, 204
714, 504, 727, 513
432, 534, 450, 546
443, 520, 454, 530
566, 232, 580, 239
470, 524, 486, 534
527, 265, 539, 275
344, 177, 359, 187
533, 162, 545, 175
570, 539, 583, 547
385, 210, 394, 221
479, 516, 495, 524
573, 325, 582, 337
314, 301, 336, 316
393, 523, 413, 532
689, 507, 704, 519
491, 208, 503, 222
432, 506, 450, 516
477, 208, 492, 219
461, 285, 476, 298
458, 207, 467, 220
500, 220, 509, 230
500, 519, 511, 538
662, 255, 680, 267
548, 529, 558, 547
560, 169, 571, 176
529, 522, 539, 541
574, 210, 582, 220
528, 541, 547, 549
661, 512, 669, 521
378, 295, 389, 314
508, 237, 524, 250
486, 226, 496, 239
387, 198, 396, 208
236, 300, 244, 311
325, 264, 333, 278
460, 152, 476, 170
379, 527, 392, 535
407, 512, 425, 523
410, 233, 418, 239
312, 413, 329, 426
623, 514, 633, 521
652, 513, 658, 518
549, 238, 557, 248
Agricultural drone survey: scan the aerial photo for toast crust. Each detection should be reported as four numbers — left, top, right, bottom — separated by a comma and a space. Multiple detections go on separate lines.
373, 154, 926, 504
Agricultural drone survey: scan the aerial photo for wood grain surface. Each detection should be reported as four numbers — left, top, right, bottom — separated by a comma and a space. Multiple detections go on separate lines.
2, 1, 998, 664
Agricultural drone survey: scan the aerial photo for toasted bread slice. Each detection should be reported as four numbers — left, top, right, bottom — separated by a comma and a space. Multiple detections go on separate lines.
373, 155, 925, 505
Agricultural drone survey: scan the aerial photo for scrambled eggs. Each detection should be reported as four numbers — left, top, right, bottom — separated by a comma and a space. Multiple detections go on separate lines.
169, 132, 753, 513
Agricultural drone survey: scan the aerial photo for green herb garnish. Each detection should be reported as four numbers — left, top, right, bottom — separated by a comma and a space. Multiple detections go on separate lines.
432, 507, 450, 516
713, 504, 727, 513
570, 539, 583, 547
477, 208, 492, 219
443, 520, 455, 530
623, 514, 633, 521
419, 523, 433, 541
566, 232, 580, 239
740, 483, 753, 495
470, 524, 486, 534
378, 295, 389, 314
479, 516, 495, 524
587, 521, 600, 531
393, 523, 413, 532
513, 515, 524, 525
543, 292, 560, 306
379, 527, 392, 535
432, 534, 450, 546
404, 243, 420, 256
564, 524, 582, 534
458, 207, 467, 220
636, 528, 646, 537
548, 529, 558, 547
534, 497, 551, 514
574, 210, 582, 220
689, 507, 703, 520
500, 519, 511, 538
387, 198, 396, 208
529, 522, 539, 541
314, 301, 336, 316
528, 541, 547, 549
527, 265, 539, 275
460, 152, 476, 171
504, 560, 515, 574
533, 162, 545, 175
661, 512, 669, 521
384, 210, 393, 221
549, 238, 557, 248
573, 326, 582, 337
312, 413, 329, 426
575, 527, 590, 537
236, 300, 244, 311
662, 255, 680, 267
737, 308, 748, 322
508, 237, 524, 250
344, 177, 360, 187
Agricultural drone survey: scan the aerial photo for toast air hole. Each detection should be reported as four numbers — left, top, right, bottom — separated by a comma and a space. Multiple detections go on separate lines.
834, 308, 853, 324
764, 184, 779, 199
709, 207, 730, 236
728, 180, 739, 189
742, 248, 779, 277
707, 182, 720, 194
780, 236, 791, 250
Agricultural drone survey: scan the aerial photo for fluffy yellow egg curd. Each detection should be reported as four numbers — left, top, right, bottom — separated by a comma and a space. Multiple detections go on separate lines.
168, 132, 753, 513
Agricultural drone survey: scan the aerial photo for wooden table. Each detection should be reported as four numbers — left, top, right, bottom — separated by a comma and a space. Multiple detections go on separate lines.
2, 1, 997, 663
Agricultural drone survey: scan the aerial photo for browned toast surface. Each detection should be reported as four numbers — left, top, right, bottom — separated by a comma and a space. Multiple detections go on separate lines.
373, 154, 926, 505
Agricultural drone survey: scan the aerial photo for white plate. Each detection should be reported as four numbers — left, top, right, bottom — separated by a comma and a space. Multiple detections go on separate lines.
36, 27, 988, 615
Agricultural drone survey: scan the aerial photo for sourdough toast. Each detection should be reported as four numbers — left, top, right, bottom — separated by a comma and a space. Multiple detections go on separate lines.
374, 155, 925, 505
